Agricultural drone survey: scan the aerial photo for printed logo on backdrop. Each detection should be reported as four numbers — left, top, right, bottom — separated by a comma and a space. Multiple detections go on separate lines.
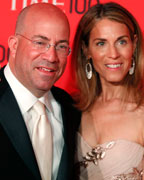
11, 0, 65, 10
11, 0, 100, 12
70, 0, 99, 14
0, 46, 10, 64
0, 46, 9, 63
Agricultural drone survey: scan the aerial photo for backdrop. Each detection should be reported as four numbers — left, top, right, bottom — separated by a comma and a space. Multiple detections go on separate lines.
0, 0, 144, 95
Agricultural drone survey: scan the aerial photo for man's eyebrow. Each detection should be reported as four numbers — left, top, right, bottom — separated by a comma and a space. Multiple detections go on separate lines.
32, 35, 50, 40
32, 35, 69, 44
57, 40, 69, 44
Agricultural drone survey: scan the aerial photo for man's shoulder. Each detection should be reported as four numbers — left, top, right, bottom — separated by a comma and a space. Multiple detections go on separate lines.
51, 86, 73, 104
51, 86, 81, 119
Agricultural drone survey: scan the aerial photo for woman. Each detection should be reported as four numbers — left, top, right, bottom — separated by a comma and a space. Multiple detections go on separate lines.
72, 2, 144, 179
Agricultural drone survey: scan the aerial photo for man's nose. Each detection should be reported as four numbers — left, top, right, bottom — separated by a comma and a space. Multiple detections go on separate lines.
41, 46, 59, 62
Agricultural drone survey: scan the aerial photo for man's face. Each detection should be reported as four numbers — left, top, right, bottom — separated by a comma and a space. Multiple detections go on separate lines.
9, 11, 70, 97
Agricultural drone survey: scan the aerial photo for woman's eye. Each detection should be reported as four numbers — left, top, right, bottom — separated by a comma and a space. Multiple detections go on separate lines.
119, 40, 127, 45
96, 41, 105, 46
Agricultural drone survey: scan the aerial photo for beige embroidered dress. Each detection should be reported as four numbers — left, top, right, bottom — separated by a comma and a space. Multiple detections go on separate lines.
75, 133, 144, 180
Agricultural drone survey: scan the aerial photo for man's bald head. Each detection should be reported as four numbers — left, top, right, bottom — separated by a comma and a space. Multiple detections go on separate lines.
15, 3, 70, 34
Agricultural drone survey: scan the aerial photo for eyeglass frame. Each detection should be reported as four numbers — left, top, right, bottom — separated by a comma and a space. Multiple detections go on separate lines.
16, 33, 71, 56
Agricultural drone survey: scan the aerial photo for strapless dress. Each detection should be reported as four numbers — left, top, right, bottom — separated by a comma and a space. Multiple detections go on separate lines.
75, 133, 144, 180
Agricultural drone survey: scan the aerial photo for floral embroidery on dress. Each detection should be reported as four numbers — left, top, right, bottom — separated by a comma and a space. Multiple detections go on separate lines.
112, 168, 144, 180
78, 141, 115, 168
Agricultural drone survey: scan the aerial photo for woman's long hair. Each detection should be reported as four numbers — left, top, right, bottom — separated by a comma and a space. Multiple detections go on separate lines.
71, 2, 144, 111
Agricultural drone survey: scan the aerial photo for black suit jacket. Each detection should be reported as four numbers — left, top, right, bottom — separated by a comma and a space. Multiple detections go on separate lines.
0, 67, 80, 180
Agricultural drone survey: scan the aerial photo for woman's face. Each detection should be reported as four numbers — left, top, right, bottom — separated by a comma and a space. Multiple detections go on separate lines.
86, 18, 137, 85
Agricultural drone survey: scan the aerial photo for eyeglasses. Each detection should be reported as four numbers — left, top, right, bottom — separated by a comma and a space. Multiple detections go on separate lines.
16, 34, 71, 57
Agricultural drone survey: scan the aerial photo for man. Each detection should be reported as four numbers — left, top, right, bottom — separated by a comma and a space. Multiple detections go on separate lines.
0, 3, 80, 180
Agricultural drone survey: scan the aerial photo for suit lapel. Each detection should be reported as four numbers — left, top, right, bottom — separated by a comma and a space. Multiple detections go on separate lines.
56, 144, 68, 180
56, 102, 69, 180
51, 87, 74, 180
0, 73, 41, 179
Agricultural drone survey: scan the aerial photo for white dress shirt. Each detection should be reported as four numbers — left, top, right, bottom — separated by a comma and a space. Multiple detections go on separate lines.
4, 63, 64, 180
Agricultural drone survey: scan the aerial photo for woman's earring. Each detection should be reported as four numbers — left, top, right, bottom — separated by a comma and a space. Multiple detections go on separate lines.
85, 59, 92, 79
129, 57, 135, 75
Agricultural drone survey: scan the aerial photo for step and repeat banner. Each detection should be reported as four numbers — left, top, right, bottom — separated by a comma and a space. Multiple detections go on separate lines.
0, 0, 144, 94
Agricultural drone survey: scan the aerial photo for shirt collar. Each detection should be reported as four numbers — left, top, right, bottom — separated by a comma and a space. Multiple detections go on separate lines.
4, 64, 38, 114
39, 92, 53, 114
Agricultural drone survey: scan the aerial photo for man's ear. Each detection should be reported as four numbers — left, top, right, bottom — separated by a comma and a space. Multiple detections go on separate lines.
8, 35, 18, 58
